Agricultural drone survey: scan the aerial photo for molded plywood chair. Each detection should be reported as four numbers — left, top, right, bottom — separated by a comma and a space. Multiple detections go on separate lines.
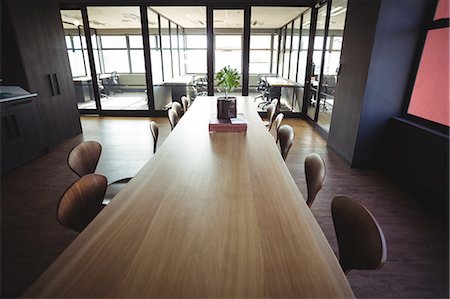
271, 98, 279, 109
168, 108, 179, 130
181, 96, 190, 113
67, 141, 102, 177
57, 173, 107, 233
264, 103, 276, 131
332, 195, 387, 275
305, 153, 326, 207
274, 113, 284, 143
171, 101, 183, 117
68, 141, 131, 205
149, 121, 159, 154
277, 125, 295, 161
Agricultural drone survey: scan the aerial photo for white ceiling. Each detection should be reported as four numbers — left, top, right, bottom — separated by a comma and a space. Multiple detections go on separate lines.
61, 4, 346, 31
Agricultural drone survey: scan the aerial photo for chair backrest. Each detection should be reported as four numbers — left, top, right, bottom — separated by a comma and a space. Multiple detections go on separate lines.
274, 113, 284, 133
266, 103, 276, 131
168, 109, 179, 130
171, 101, 183, 117
304, 153, 326, 207
181, 96, 190, 113
277, 125, 295, 161
67, 141, 102, 177
331, 195, 387, 274
271, 98, 279, 108
256, 79, 267, 92
57, 174, 107, 233
149, 121, 159, 154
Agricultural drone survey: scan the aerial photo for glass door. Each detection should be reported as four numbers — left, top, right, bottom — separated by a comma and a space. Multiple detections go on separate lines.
306, 3, 327, 120
60, 10, 98, 112
213, 9, 244, 96
86, 6, 148, 111
305, 0, 348, 133
316, 0, 347, 131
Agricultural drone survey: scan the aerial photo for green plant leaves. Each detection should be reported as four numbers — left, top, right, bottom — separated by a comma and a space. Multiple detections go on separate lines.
215, 66, 240, 98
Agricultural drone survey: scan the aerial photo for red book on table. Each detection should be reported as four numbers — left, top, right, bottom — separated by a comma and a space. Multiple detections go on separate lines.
209, 113, 248, 132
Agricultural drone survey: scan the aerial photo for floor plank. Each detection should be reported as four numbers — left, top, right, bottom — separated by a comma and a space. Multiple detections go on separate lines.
1, 115, 448, 298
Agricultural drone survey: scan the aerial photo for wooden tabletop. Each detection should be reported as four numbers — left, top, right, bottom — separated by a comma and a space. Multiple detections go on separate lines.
24, 97, 354, 298
264, 76, 298, 87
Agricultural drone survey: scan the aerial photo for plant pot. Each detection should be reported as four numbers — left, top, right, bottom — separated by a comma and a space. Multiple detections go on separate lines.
217, 97, 237, 119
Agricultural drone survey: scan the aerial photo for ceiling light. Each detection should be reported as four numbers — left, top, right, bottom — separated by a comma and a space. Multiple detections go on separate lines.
73, 20, 80, 26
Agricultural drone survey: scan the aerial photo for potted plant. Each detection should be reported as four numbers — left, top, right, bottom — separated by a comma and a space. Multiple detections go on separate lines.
215, 66, 240, 119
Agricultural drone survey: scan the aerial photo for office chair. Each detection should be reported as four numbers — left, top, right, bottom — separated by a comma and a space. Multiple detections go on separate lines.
304, 153, 326, 208
274, 113, 284, 143
171, 101, 183, 117
277, 125, 295, 161
254, 78, 268, 103
332, 195, 387, 275
97, 75, 108, 98
57, 173, 107, 233
67, 141, 131, 205
110, 71, 121, 94
168, 108, 179, 130
149, 121, 159, 154
321, 75, 337, 110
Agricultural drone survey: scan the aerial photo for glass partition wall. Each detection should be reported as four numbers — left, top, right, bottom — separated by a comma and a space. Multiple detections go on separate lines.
250, 7, 309, 113
61, 10, 97, 111
212, 9, 244, 96
306, 0, 347, 132
149, 6, 205, 111
60, 2, 347, 135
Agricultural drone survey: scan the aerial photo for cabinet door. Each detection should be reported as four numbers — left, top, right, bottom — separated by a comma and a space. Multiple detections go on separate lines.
7, 2, 81, 148
8, 98, 47, 161
1, 107, 21, 173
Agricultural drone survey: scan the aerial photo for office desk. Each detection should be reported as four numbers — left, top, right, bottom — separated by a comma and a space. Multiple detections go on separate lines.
263, 76, 299, 110
73, 74, 113, 103
162, 75, 198, 103
24, 97, 353, 298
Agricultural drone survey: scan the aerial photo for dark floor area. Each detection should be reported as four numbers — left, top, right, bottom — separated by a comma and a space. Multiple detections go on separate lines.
1, 116, 448, 298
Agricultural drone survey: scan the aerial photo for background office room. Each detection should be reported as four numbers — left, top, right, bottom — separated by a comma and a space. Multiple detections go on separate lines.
0, 0, 448, 298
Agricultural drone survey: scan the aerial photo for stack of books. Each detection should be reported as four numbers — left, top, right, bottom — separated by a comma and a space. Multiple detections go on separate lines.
209, 113, 248, 132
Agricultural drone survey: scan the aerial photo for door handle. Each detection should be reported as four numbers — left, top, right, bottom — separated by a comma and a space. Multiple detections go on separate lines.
53, 73, 61, 95
48, 74, 55, 96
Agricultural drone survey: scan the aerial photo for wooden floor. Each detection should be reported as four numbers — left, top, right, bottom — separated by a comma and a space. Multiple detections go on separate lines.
1, 116, 448, 298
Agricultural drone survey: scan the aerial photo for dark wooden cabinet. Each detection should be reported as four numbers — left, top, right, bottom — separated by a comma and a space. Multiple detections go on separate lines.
1, 97, 46, 173
1, 1, 82, 173
3, 2, 81, 149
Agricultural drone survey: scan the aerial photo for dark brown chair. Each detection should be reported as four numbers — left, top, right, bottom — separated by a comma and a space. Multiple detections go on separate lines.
168, 108, 179, 130
264, 103, 276, 131
68, 141, 131, 205
332, 195, 387, 275
57, 174, 107, 233
171, 101, 183, 117
181, 96, 190, 113
67, 141, 102, 177
149, 121, 159, 154
277, 124, 295, 161
304, 153, 326, 207
274, 113, 284, 143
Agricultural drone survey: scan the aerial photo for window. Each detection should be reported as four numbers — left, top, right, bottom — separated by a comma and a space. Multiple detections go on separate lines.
250, 27, 276, 74
407, 0, 449, 127
185, 35, 207, 74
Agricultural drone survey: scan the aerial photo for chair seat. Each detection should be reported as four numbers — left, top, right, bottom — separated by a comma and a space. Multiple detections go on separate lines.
102, 177, 132, 205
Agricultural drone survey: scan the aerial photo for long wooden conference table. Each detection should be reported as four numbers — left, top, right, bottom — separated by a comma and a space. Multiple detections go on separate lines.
25, 97, 354, 298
